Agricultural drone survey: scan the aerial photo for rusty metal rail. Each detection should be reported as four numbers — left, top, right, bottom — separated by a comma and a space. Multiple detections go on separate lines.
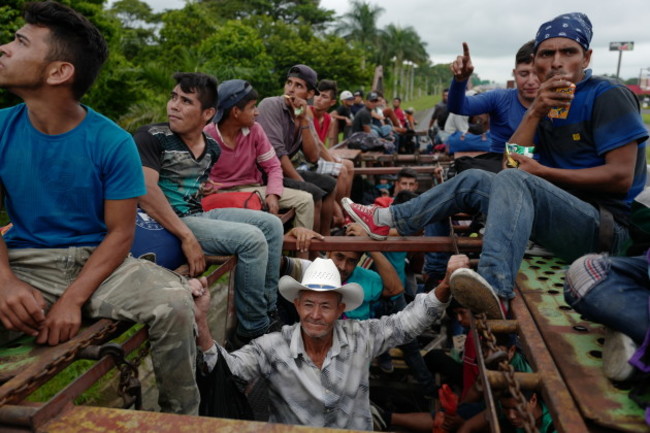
516, 257, 650, 433
282, 234, 482, 253
0, 256, 238, 433
40, 406, 370, 433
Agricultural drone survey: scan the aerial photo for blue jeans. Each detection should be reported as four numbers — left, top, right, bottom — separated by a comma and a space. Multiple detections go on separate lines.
182, 208, 283, 337
390, 169, 630, 299
564, 254, 649, 344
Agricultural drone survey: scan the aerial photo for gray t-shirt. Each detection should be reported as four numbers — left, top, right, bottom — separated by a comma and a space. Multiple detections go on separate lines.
257, 96, 302, 158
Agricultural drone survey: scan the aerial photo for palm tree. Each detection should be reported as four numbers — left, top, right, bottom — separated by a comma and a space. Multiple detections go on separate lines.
379, 24, 428, 99
335, 0, 385, 69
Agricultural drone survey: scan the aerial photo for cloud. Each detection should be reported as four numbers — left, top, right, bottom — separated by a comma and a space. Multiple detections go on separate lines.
324, 0, 650, 83
137, 0, 650, 83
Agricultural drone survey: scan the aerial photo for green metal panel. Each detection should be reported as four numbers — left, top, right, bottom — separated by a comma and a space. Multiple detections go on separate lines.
517, 256, 648, 432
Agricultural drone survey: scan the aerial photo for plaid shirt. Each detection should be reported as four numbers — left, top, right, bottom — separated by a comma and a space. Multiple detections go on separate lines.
215, 291, 448, 430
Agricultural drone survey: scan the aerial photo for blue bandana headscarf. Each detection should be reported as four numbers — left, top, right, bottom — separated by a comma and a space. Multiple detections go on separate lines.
534, 12, 593, 51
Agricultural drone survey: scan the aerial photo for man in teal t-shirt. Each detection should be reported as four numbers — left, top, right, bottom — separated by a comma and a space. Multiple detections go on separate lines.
0, 2, 199, 414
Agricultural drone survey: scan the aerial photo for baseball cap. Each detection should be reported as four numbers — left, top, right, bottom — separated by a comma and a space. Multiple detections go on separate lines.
340, 90, 354, 101
213, 79, 253, 123
287, 64, 320, 95
353, 90, 363, 97
367, 91, 379, 102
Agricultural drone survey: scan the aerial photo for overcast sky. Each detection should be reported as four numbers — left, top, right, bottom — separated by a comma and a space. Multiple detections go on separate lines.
141, 0, 650, 85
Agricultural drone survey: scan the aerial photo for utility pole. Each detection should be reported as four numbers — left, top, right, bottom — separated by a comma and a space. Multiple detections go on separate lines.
609, 41, 634, 80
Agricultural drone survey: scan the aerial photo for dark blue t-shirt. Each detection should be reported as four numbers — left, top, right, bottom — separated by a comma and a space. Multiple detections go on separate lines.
534, 70, 648, 219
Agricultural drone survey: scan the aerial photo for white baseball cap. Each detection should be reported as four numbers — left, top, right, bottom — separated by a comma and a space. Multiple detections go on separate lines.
340, 90, 354, 101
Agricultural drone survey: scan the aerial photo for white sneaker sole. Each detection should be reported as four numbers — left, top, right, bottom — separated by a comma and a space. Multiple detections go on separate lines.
602, 329, 636, 381
341, 198, 387, 241
450, 268, 504, 320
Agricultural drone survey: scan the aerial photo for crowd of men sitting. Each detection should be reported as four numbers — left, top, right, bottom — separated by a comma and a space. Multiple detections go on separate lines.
1, 3, 649, 433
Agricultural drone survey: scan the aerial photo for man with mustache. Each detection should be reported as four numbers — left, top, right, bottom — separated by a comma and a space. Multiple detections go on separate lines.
192, 255, 468, 429
342, 12, 648, 320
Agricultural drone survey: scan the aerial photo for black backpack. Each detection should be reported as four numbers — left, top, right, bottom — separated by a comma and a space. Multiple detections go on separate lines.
196, 354, 254, 420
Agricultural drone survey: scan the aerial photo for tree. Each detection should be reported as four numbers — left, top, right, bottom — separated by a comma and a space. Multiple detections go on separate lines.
246, 15, 372, 96
158, 2, 218, 56
109, 0, 157, 28
379, 24, 428, 98
198, 20, 276, 94
335, 0, 384, 69
107, 0, 160, 60
0, 0, 128, 113
199, 0, 335, 30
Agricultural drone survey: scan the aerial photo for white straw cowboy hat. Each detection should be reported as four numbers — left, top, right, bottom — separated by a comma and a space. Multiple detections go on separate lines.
279, 258, 364, 312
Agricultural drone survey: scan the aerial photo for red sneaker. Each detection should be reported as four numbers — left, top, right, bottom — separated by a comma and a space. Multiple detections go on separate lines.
341, 198, 389, 240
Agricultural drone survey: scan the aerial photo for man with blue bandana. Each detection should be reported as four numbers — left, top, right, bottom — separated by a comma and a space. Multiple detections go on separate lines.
341, 12, 648, 320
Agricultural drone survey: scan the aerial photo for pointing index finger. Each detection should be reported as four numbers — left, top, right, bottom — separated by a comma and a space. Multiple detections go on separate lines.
462, 42, 471, 59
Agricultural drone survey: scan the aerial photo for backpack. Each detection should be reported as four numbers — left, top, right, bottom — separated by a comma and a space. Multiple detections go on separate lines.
347, 132, 393, 152
197, 354, 254, 420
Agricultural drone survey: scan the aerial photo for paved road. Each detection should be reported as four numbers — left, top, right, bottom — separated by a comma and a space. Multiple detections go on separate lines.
413, 107, 434, 133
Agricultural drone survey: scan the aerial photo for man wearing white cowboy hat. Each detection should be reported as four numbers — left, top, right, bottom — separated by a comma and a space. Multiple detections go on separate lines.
193, 255, 469, 430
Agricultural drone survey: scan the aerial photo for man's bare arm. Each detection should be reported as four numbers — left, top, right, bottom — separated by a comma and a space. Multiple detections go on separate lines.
279, 154, 305, 181
369, 250, 404, 297
138, 167, 205, 276
514, 141, 637, 195
345, 223, 403, 297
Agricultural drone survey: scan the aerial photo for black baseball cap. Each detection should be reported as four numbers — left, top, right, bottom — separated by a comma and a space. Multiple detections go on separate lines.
287, 64, 320, 95
367, 91, 379, 102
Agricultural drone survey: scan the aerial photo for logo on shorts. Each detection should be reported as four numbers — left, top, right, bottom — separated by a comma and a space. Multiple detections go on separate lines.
136, 211, 165, 231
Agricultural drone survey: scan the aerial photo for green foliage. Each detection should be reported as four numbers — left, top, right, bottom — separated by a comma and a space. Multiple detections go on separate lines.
197, 20, 275, 93
199, 0, 335, 30
0, 1, 25, 43
0, 0, 432, 132
158, 3, 218, 55
335, 0, 384, 66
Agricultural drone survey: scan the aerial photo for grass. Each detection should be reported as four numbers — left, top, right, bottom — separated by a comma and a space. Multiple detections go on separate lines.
404, 94, 439, 112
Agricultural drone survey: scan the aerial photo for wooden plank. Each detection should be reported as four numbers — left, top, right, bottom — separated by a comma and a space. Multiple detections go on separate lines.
283, 235, 482, 253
